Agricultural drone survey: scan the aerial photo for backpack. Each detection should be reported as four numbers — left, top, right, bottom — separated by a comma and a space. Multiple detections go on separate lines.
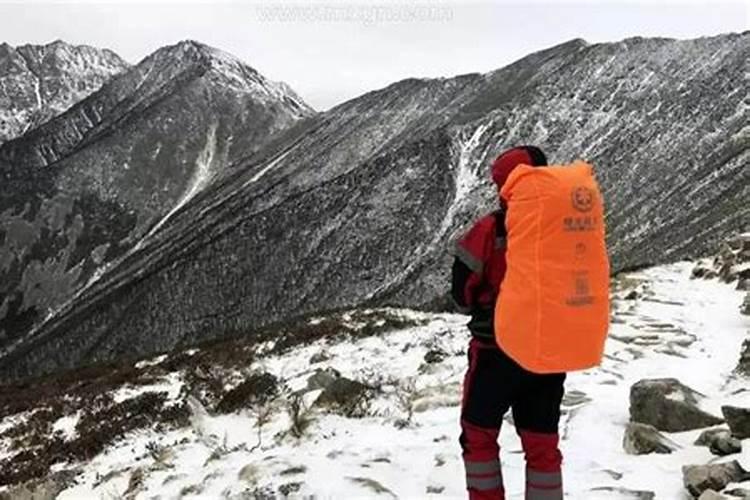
494, 160, 610, 373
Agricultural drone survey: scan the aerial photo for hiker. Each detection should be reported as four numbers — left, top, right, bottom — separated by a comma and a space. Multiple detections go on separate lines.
451, 145, 610, 500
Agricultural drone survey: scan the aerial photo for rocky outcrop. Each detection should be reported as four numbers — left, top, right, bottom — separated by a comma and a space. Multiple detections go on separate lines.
722, 406, 750, 439
2, 33, 749, 381
630, 379, 723, 432
683, 461, 749, 498
623, 422, 679, 455
693, 233, 750, 286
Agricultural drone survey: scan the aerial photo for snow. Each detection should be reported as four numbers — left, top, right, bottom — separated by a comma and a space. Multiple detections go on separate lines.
52, 412, 80, 441
244, 147, 294, 187
135, 122, 218, 249
18, 263, 750, 498
438, 122, 490, 236
111, 371, 184, 404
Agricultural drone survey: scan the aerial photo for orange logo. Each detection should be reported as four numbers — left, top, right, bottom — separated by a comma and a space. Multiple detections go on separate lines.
572, 187, 594, 212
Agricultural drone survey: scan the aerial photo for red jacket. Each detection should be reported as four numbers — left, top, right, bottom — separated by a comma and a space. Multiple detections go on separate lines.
451, 209, 507, 340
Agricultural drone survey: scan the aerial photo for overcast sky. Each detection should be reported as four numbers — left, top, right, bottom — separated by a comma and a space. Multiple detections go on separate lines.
1, 0, 747, 110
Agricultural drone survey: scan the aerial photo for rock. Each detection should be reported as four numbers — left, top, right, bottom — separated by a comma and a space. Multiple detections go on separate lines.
623, 422, 679, 455
741, 293, 750, 316
694, 427, 743, 456
306, 367, 341, 392
710, 435, 743, 456
699, 491, 728, 500
238, 463, 259, 484
630, 379, 724, 432
0, 470, 78, 500
624, 289, 640, 300
682, 461, 749, 497
589, 486, 655, 499
309, 350, 332, 364
314, 377, 374, 417
423, 348, 446, 364
737, 339, 750, 376
215, 373, 279, 414
737, 279, 750, 291
725, 488, 750, 498
722, 406, 750, 439
278, 482, 303, 496
692, 265, 718, 280
695, 427, 729, 446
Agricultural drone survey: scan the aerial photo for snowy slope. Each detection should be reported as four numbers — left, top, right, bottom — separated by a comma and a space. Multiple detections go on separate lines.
2, 262, 746, 499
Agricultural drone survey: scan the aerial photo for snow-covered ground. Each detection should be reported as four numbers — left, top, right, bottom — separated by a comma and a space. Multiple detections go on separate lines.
3, 262, 749, 499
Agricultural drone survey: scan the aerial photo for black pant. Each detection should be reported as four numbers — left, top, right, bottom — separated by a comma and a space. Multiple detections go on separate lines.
462, 338, 566, 432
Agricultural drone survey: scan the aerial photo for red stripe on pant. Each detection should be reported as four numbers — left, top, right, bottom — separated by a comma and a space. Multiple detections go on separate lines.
520, 430, 563, 500
461, 419, 504, 500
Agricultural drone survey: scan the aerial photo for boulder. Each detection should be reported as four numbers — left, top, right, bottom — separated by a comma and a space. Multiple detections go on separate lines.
741, 293, 750, 316
306, 367, 341, 392
314, 376, 374, 418
722, 406, 750, 439
682, 461, 749, 497
630, 379, 723, 432
694, 427, 742, 456
623, 422, 679, 455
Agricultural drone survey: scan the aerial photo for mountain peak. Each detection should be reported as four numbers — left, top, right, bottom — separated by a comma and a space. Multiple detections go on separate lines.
148, 40, 314, 115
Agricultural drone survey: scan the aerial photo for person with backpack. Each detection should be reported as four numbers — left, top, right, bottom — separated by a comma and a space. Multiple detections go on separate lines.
451, 146, 610, 500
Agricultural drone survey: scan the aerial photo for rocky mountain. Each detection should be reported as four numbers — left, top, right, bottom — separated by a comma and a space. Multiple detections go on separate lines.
0, 40, 129, 144
1, 32, 747, 381
0, 40, 314, 364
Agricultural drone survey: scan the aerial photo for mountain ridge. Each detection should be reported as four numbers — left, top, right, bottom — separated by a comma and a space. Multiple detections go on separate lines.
0, 33, 747, 382
0, 40, 315, 365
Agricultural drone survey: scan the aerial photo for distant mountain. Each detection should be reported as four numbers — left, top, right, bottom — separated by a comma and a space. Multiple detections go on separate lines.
0, 40, 129, 144
1, 33, 747, 382
0, 40, 315, 363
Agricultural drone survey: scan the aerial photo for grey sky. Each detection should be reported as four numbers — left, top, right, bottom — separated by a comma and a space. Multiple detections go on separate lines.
1, 1, 747, 110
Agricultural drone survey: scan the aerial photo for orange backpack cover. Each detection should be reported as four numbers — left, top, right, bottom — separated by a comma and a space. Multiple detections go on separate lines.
494, 161, 610, 374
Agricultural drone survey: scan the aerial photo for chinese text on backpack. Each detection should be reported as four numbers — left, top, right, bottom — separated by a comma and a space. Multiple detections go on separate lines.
494, 161, 610, 374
